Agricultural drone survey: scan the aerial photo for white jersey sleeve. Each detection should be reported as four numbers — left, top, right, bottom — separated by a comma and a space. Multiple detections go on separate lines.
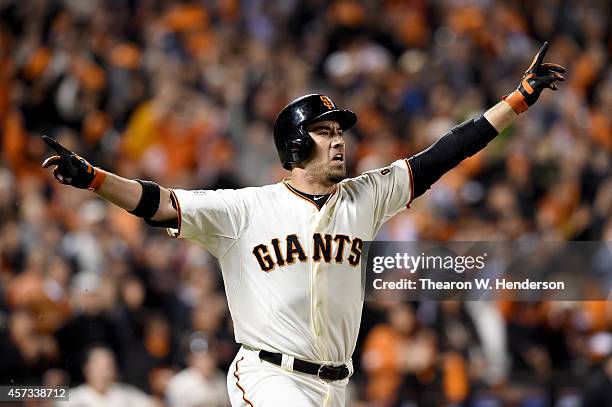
166, 188, 251, 258
346, 158, 414, 233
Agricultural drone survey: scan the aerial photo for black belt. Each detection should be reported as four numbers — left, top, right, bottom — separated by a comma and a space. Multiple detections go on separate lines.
259, 350, 350, 382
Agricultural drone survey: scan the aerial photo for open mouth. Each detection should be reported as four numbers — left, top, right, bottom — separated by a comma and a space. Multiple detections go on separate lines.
332, 153, 344, 163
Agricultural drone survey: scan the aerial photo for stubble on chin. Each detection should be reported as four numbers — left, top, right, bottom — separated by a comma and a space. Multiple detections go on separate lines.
308, 159, 347, 185
326, 166, 347, 184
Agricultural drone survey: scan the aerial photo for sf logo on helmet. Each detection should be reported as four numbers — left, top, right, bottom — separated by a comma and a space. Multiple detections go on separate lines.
320, 96, 334, 110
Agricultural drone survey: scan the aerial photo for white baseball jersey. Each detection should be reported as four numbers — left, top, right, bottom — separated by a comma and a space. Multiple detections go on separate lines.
167, 159, 413, 364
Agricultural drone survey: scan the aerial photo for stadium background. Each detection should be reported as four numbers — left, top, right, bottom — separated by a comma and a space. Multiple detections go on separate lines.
0, 0, 610, 406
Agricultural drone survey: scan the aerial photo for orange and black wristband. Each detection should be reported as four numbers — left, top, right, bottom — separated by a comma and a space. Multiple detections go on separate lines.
88, 168, 108, 191
503, 90, 529, 114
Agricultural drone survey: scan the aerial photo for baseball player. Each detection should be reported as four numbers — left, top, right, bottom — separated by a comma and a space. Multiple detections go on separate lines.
42, 43, 564, 406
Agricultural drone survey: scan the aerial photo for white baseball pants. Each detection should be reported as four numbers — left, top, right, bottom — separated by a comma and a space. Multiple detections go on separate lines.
227, 346, 351, 407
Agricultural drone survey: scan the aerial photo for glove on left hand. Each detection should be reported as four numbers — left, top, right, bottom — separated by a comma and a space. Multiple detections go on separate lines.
41, 135, 106, 190
503, 42, 566, 114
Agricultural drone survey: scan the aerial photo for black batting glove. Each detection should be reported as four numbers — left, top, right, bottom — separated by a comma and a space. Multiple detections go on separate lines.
503, 42, 566, 114
41, 135, 107, 190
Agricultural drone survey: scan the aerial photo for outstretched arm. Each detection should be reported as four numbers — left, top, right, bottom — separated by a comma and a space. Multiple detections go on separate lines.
483, 101, 517, 134
408, 42, 565, 200
95, 172, 177, 222
41, 136, 178, 225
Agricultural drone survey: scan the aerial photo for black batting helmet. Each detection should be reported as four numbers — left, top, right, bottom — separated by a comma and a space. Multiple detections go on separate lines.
273, 94, 357, 170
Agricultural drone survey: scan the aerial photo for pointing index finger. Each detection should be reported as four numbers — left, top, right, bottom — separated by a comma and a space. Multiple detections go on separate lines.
42, 135, 73, 158
530, 41, 549, 71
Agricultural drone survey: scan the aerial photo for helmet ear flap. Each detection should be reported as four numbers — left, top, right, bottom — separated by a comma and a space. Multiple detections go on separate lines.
284, 126, 314, 169
287, 139, 303, 162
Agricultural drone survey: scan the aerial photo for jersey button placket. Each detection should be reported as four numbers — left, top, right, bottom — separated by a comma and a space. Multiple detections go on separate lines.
310, 202, 334, 359
311, 263, 327, 339
310, 234, 322, 337
311, 230, 323, 335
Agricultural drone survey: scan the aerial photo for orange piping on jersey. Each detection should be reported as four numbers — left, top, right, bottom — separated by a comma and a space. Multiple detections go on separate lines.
169, 189, 182, 238
234, 357, 255, 407
404, 159, 415, 208
282, 180, 336, 210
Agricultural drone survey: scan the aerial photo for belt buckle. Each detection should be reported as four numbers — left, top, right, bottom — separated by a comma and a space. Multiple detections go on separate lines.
317, 364, 327, 382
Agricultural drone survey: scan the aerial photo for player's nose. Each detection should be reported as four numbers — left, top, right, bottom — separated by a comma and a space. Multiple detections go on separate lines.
330, 134, 345, 149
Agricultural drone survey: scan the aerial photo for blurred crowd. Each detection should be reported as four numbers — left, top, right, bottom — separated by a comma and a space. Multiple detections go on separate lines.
0, 0, 611, 406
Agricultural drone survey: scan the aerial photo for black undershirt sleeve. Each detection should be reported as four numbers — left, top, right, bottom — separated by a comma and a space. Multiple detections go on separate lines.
407, 115, 498, 199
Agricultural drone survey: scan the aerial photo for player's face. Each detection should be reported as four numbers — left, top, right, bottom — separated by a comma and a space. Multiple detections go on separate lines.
304, 120, 346, 184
